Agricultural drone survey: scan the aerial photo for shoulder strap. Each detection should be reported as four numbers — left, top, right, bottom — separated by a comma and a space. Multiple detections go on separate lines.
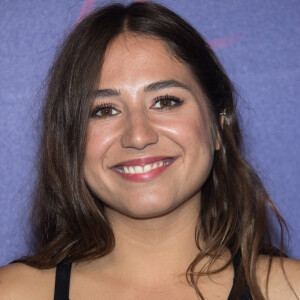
227, 251, 252, 300
227, 252, 239, 300
54, 261, 72, 300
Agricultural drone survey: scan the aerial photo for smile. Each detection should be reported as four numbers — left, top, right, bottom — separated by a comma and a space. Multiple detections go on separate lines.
115, 159, 173, 174
111, 157, 176, 182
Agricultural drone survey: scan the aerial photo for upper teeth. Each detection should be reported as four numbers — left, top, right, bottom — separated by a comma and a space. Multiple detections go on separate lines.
116, 160, 172, 174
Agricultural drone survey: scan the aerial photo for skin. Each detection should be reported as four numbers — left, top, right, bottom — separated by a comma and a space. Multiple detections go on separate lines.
0, 34, 299, 300
83, 33, 216, 220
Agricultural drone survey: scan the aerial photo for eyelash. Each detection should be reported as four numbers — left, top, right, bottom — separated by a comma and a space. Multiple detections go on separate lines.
152, 95, 183, 109
90, 103, 119, 119
90, 95, 184, 119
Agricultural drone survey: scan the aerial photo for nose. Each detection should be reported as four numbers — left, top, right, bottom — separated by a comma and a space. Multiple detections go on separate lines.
120, 112, 159, 150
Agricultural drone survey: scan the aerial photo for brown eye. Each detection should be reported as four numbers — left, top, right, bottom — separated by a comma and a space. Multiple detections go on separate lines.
99, 107, 113, 116
91, 105, 119, 118
159, 99, 172, 107
152, 95, 183, 109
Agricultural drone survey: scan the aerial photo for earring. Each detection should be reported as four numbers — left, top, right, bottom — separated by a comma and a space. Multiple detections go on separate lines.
220, 109, 227, 116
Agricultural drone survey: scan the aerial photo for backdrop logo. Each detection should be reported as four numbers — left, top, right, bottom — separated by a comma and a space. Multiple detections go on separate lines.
76, 0, 96, 25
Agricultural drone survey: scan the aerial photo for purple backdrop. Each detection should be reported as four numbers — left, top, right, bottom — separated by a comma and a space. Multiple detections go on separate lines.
1, 0, 299, 266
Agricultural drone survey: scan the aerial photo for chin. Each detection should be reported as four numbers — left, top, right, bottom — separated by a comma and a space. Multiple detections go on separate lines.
106, 193, 189, 220
103, 195, 174, 219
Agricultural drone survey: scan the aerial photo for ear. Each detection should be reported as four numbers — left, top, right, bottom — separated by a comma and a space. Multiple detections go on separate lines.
215, 114, 225, 150
220, 114, 225, 129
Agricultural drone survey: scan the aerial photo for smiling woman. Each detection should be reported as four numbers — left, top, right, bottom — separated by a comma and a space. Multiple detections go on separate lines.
84, 34, 215, 219
0, 2, 299, 300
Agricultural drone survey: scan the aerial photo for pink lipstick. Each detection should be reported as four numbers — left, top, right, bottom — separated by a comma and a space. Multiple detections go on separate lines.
111, 156, 176, 182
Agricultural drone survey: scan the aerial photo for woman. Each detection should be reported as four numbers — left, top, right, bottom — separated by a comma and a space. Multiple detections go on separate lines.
0, 2, 299, 299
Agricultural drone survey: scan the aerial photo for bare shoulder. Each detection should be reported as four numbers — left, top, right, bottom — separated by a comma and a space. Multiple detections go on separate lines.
257, 255, 300, 300
0, 263, 55, 300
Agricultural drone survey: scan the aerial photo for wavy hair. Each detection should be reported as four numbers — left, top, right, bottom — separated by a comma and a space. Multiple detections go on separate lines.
18, 2, 288, 299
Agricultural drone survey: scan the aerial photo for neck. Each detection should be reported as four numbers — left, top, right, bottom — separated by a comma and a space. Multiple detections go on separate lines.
100, 194, 203, 285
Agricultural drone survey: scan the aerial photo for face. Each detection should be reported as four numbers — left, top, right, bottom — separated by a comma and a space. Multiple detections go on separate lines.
83, 33, 217, 219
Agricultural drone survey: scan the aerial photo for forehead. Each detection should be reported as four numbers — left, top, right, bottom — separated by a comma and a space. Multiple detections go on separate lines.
98, 33, 200, 92
102, 33, 179, 66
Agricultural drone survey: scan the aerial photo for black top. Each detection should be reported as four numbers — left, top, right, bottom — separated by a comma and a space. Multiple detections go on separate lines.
54, 253, 252, 300
54, 261, 72, 300
227, 253, 252, 300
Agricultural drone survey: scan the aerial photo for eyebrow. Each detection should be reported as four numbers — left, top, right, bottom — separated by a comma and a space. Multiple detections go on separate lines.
91, 88, 120, 99
91, 79, 191, 99
144, 79, 191, 93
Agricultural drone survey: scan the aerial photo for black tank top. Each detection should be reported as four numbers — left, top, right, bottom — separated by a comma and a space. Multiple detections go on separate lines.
53, 253, 252, 300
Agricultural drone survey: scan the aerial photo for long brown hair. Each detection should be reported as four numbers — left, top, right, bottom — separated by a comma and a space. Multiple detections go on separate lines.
18, 2, 288, 299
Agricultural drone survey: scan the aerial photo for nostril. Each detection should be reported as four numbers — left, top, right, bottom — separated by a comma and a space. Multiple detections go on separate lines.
120, 117, 159, 149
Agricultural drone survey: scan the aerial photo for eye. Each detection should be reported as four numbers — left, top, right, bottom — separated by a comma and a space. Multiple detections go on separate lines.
90, 104, 119, 118
152, 95, 183, 109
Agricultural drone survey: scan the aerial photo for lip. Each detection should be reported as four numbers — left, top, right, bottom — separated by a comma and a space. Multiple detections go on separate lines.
110, 156, 177, 182
112, 156, 175, 167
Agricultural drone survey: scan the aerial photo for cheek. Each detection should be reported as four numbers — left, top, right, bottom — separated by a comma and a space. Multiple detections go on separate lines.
83, 125, 117, 196
84, 124, 115, 161
166, 112, 213, 150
